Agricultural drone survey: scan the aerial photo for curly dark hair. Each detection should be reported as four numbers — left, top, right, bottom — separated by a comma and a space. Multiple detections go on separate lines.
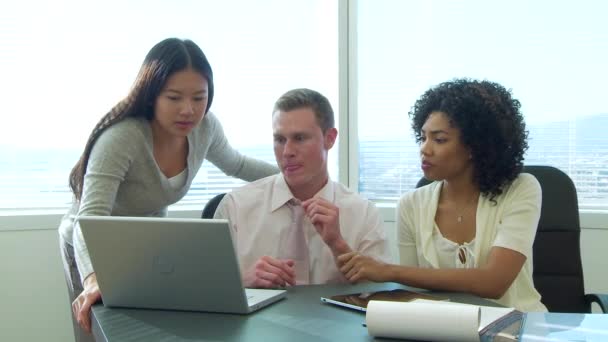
409, 78, 529, 201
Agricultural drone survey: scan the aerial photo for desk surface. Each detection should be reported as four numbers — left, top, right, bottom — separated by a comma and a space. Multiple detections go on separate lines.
91, 282, 499, 342
521, 312, 608, 341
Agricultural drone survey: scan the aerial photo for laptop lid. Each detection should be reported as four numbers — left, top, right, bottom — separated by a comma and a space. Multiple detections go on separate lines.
78, 216, 285, 314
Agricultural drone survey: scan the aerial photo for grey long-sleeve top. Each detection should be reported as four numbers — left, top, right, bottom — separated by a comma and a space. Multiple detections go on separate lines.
58, 112, 278, 281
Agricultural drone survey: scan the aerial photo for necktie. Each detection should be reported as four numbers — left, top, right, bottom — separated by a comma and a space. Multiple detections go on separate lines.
285, 199, 310, 285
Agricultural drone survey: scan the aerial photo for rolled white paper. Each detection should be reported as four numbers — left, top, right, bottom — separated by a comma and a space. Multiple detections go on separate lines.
366, 300, 480, 342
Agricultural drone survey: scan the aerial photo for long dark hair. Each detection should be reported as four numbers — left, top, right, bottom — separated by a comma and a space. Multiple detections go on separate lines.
69, 38, 214, 200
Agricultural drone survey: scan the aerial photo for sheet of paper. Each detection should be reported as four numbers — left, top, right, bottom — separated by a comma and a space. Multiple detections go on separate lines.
411, 298, 515, 331
366, 300, 480, 342
479, 306, 516, 331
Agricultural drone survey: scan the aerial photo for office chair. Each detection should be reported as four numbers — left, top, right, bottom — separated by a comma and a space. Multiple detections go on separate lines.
201, 193, 226, 219
416, 165, 607, 313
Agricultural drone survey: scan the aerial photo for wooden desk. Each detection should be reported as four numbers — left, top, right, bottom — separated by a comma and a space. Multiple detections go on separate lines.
91, 282, 499, 341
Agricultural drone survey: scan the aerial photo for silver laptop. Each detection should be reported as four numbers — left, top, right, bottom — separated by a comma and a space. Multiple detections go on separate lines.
78, 216, 286, 314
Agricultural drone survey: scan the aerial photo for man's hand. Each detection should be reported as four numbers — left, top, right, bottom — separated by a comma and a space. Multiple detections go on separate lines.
338, 252, 390, 283
72, 273, 102, 334
243, 256, 296, 288
302, 197, 351, 256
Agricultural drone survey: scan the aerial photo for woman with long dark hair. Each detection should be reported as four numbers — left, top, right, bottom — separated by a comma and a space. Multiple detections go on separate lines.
58, 38, 277, 338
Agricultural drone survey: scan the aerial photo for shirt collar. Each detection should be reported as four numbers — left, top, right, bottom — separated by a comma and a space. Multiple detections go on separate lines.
270, 175, 335, 212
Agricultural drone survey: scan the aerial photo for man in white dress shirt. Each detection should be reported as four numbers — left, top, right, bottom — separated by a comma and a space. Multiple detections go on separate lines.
214, 88, 390, 288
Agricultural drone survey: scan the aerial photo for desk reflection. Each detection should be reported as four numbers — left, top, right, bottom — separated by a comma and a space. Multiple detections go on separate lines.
521, 312, 608, 342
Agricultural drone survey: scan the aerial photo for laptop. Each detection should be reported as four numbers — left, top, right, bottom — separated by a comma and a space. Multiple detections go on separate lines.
78, 216, 286, 314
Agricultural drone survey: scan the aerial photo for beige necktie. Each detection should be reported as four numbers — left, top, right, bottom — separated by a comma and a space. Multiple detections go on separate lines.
285, 199, 310, 285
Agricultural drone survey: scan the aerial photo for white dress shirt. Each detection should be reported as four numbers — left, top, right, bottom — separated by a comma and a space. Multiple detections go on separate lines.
215, 174, 391, 284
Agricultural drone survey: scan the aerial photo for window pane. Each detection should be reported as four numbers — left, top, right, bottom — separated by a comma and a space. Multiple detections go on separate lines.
356, 0, 608, 210
0, 0, 338, 211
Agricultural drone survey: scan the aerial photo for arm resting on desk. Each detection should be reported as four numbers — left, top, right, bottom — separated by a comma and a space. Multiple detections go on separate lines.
586, 293, 608, 313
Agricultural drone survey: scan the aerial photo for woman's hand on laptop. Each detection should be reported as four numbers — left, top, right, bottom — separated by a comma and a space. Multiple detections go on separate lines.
244, 256, 296, 288
72, 273, 102, 334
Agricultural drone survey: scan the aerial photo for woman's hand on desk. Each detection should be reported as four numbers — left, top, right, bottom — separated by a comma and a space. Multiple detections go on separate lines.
338, 252, 391, 283
244, 256, 296, 288
72, 273, 101, 334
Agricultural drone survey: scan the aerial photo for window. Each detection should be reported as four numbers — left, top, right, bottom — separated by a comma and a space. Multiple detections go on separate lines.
0, 0, 339, 211
355, 0, 608, 210
5, 0, 605, 213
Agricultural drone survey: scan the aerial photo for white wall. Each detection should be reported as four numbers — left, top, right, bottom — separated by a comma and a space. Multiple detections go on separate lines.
0, 226, 74, 342
1, 210, 606, 342
580, 229, 608, 296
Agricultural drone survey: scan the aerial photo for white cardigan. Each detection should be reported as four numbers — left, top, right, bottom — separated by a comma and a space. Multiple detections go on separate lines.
397, 173, 547, 312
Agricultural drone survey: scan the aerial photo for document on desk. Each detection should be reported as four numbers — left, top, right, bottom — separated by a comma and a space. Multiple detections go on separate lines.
365, 299, 520, 342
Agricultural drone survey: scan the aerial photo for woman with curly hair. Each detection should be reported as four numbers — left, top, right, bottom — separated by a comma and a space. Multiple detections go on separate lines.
339, 78, 546, 312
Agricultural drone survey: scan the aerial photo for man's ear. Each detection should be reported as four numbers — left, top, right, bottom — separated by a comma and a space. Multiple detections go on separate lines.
324, 128, 338, 150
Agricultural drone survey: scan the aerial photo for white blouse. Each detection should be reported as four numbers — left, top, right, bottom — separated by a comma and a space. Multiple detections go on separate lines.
432, 224, 476, 269
397, 173, 547, 312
